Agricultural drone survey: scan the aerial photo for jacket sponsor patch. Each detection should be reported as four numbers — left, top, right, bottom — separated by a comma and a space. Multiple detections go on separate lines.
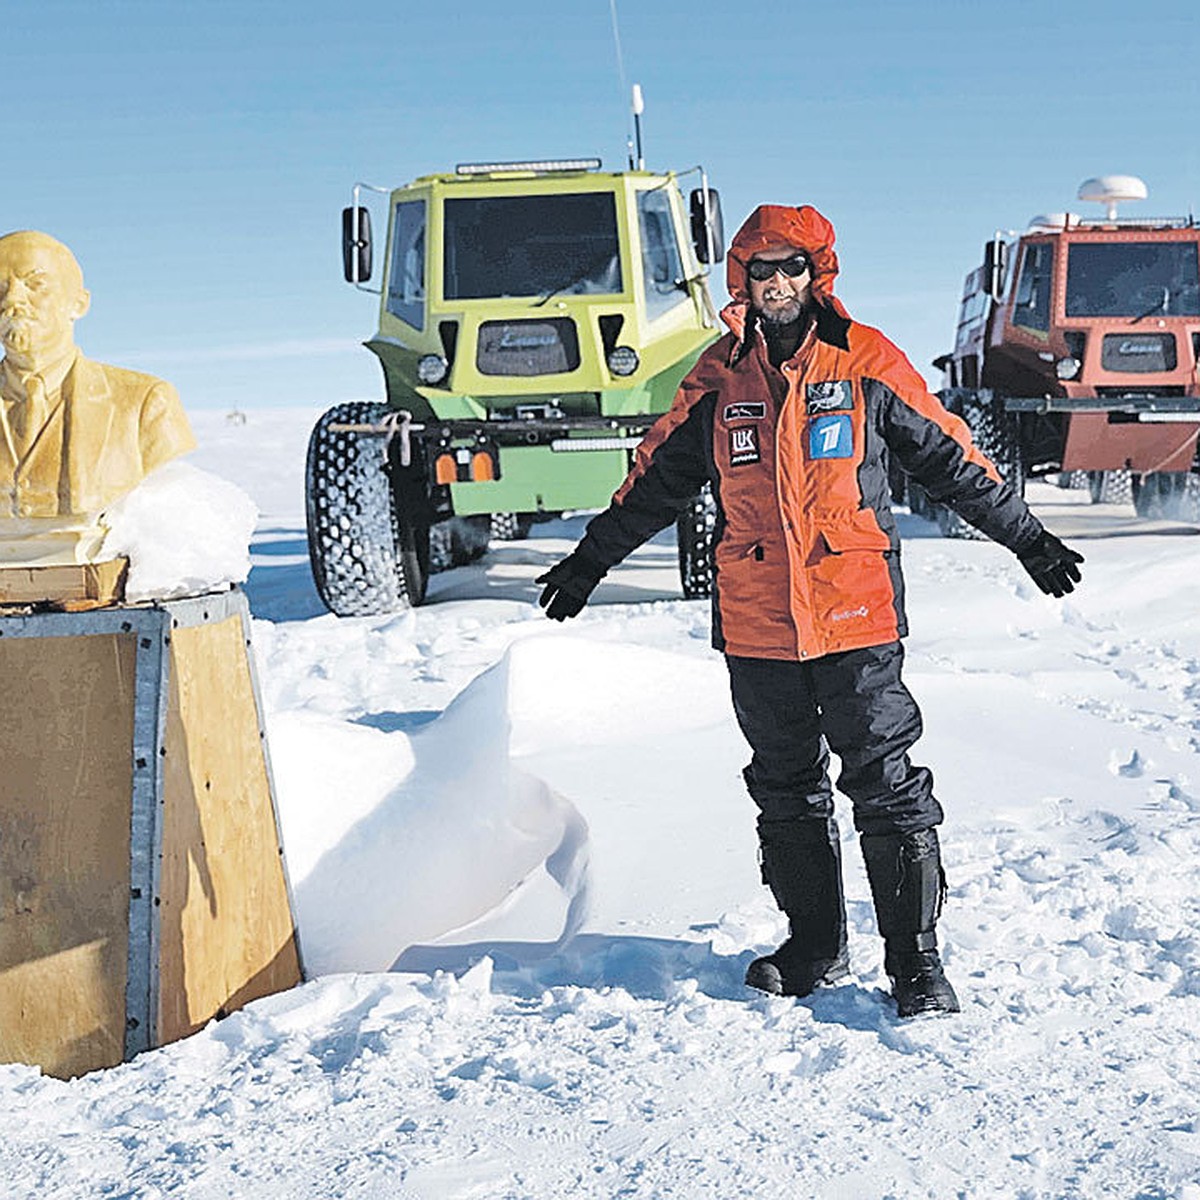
809, 413, 854, 459
723, 402, 766, 422
831, 605, 870, 622
728, 425, 761, 466
806, 380, 854, 414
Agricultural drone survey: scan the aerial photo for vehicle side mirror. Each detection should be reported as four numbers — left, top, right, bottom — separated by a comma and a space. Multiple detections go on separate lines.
342, 207, 373, 283
983, 235, 1007, 302
690, 187, 725, 264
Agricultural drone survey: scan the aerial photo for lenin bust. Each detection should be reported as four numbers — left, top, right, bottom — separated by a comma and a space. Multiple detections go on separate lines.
0, 230, 195, 565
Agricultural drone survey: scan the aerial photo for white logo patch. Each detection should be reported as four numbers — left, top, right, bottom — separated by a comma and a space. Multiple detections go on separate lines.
831, 605, 870, 622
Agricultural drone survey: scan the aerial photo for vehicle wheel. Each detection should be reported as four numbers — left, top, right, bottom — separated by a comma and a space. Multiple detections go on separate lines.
306, 401, 428, 615
389, 444, 434, 601
450, 515, 491, 564
934, 388, 1018, 538
1178, 473, 1200, 524
490, 512, 533, 540
677, 484, 717, 599
1004, 421, 1026, 500
1137, 471, 1200, 523
1088, 469, 1133, 506
1132, 473, 1166, 519
1176, 470, 1200, 523
429, 523, 454, 572
957, 391, 1021, 487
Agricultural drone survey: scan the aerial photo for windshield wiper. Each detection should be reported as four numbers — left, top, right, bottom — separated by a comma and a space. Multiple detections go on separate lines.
1131, 286, 1170, 324
534, 251, 617, 307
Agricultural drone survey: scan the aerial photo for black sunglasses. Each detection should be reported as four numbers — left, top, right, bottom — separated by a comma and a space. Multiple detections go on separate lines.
747, 253, 810, 282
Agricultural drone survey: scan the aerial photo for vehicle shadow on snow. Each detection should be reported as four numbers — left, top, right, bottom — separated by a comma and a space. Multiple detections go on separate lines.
244, 525, 327, 622
429, 524, 685, 607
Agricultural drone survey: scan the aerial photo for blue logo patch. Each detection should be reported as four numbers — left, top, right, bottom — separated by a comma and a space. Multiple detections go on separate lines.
809, 413, 854, 459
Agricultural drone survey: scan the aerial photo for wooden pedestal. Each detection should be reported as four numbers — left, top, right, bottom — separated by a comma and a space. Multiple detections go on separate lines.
0, 588, 303, 1078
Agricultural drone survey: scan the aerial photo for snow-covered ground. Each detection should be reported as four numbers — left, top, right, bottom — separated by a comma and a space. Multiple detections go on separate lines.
4, 405, 1200, 1199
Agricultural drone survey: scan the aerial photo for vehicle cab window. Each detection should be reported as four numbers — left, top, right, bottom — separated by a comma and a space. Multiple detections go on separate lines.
637, 188, 688, 321
1066, 242, 1200, 318
1012, 242, 1053, 333
387, 200, 426, 330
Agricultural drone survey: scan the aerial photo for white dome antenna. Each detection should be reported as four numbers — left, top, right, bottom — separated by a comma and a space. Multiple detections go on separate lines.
1077, 175, 1148, 221
1027, 212, 1080, 231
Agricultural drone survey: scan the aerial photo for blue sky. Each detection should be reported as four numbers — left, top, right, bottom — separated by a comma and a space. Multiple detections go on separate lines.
5, 0, 1197, 408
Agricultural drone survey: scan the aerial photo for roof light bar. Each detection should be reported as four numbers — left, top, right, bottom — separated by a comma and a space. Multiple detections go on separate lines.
456, 158, 602, 175
550, 436, 644, 452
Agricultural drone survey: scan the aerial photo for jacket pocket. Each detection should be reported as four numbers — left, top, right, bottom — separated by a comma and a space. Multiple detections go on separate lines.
817, 510, 893, 554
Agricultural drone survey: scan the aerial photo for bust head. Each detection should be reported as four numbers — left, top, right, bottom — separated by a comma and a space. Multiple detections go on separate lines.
0, 231, 91, 373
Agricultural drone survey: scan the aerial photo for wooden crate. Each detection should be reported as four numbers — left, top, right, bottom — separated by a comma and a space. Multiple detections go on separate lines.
0, 588, 303, 1078
0, 557, 128, 610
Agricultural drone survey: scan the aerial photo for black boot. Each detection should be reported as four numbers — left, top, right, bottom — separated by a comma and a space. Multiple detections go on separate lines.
861, 828, 960, 1018
745, 817, 850, 997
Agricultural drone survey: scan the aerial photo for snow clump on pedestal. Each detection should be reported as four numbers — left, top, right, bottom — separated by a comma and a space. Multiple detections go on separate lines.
100, 459, 259, 601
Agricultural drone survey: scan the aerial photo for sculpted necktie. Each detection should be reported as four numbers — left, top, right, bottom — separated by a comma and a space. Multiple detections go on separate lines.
17, 373, 49, 457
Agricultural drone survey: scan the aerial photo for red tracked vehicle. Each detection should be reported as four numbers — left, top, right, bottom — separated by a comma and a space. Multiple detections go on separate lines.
922, 176, 1200, 532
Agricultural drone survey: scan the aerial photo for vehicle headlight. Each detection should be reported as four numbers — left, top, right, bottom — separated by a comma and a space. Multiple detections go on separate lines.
606, 346, 639, 377
417, 354, 449, 385
1055, 356, 1082, 381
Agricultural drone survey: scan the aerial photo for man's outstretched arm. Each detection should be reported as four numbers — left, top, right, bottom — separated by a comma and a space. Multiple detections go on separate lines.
538, 384, 713, 619
866, 354, 1084, 595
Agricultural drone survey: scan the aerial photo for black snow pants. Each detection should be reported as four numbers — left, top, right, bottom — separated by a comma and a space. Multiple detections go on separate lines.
726, 642, 943, 838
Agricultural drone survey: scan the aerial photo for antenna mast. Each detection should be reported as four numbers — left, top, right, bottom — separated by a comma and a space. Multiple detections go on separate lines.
631, 83, 645, 170
609, 0, 643, 169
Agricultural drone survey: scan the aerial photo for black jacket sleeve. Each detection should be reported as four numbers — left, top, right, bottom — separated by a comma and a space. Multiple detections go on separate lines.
575, 384, 714, 572
865, 374, 1043, 553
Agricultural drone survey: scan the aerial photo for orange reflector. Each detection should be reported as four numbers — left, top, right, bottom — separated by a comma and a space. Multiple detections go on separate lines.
471, 451, 496, 482
435, 454, 458, 485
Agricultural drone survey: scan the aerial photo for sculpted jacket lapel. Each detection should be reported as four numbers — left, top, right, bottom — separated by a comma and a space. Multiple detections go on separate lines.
0, 417, 17, 487
63, 356, 115, 513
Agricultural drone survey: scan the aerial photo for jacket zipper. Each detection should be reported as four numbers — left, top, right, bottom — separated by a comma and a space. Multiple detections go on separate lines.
777, 342, 818, 659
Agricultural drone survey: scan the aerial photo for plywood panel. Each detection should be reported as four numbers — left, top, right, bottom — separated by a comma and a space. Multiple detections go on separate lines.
0, 633, 136, 1078
157, 614, 300, 1043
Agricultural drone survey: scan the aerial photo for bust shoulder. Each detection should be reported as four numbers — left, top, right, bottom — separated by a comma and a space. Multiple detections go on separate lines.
70, 356, 178, 405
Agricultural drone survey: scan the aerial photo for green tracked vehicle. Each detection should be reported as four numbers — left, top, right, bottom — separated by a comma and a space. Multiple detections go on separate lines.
305, 156, 725, 615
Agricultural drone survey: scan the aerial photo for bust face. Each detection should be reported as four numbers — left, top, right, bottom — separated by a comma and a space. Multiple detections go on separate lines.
0, 234, 90, 369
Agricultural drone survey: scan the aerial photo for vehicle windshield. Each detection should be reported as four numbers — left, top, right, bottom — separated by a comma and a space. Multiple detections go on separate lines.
1065, 241, 1200, 318
443, 193, 622, 300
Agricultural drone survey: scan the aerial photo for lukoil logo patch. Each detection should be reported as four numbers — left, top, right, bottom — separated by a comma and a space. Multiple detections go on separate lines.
809, 413, 854, 459
728, 425, 761, 466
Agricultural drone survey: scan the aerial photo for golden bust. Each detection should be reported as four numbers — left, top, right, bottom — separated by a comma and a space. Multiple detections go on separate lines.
0, 231, 195, 565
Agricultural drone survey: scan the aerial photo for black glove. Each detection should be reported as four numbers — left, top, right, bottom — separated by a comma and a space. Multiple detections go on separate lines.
1017, 530, 1084, 597
536, 550, 606, 620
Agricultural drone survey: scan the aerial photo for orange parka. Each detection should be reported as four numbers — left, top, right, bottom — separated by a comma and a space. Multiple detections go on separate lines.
577, 205, 1043, 661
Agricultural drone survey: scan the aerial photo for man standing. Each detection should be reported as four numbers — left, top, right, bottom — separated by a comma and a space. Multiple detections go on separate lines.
537, 204, 1083, 1017
0, 230, 194, 561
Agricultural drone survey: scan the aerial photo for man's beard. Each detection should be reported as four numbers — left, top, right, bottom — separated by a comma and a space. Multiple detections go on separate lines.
759, 298, 805, 325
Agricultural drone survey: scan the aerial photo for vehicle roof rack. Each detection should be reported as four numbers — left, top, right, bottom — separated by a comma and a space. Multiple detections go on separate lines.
1075, 215, 1194, 229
